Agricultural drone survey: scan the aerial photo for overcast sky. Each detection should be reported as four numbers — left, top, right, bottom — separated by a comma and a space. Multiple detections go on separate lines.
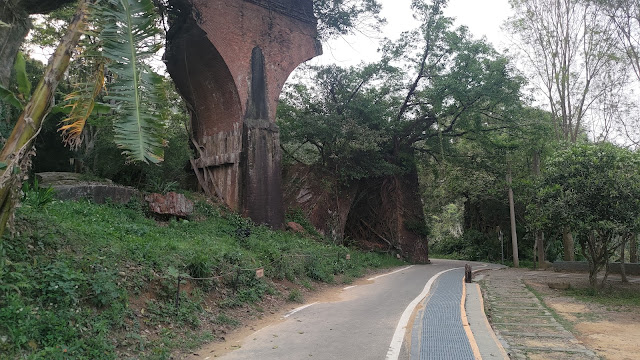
311, 0, 514, 67
27, 1, 513, 70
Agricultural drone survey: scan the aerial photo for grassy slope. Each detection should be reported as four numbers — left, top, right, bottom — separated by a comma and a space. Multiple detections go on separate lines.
0, 196, 403, 359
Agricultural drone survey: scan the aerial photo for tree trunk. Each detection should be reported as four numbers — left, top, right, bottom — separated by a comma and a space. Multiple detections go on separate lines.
0, 4, 31, 87
507, 160, 519, 268
532, 150, 544, 266
562, 227, 575, 261
630, 234, 638, 263
587, 232, 598, 288
0, 0, 88, 238
1, 0, 77, 86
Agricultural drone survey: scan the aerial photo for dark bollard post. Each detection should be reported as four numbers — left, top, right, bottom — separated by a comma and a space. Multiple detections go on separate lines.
464, 264, 472, 283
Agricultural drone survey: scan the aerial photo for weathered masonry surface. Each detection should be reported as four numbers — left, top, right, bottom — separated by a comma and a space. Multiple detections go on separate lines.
165, 0, 321, 227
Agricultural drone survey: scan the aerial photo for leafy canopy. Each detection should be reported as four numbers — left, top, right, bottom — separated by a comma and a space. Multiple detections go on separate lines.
536, 142, 640, 237
279, 0, 524, 182
532, 142, 640, 287
313, 0, 384, 39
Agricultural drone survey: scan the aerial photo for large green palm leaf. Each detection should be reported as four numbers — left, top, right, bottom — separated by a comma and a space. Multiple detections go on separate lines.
93, 0, 165, 164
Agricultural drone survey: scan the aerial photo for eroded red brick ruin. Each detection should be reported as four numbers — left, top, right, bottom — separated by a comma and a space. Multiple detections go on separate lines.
165, 0, 429, 263
165, 0, 321, 228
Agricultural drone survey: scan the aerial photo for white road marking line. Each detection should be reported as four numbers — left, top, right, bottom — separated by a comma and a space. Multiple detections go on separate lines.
343, 285, 357, 290
367, 265, 414, 281
385, 267, 461, 360
283, 302, 318, 318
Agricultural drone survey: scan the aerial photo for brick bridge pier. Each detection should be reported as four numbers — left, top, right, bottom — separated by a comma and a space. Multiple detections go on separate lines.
165, 0, 321, 228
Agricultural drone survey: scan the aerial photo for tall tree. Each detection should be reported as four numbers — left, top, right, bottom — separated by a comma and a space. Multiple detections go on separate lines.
313, 0, 384, 39
420, 104, 554, 264
507, 0, 627, 260
507, 0, 625, 142
506, 154, 520, 267
591, 0, 640, 146
282, 0, 524, 179
593, 0, 640, 82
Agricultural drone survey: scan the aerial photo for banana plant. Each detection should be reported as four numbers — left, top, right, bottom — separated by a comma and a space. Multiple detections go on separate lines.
0, 0, 90, 237
57, 61, 108, 149
60, 0, 166, 164
0, 52, 32, 111
0, 0, 167, 238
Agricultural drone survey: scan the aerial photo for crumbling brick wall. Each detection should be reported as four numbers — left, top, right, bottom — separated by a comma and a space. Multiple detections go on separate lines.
165, 0, 321, 227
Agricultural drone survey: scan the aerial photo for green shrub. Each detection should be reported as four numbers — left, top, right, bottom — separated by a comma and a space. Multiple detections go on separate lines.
22, 178, 55, 208
305, 254, 334, 283
187, 253, 212, 279
287, 288, 304, 303
90, 270, 126, 308
431, 230, 503, 262
38, 260, 87, 307
285, 207, 322, 237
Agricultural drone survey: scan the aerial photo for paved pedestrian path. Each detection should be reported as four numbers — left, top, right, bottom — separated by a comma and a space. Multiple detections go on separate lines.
408, 266, 508, 360
479, 269, 598, 360
411, 269, 475, 360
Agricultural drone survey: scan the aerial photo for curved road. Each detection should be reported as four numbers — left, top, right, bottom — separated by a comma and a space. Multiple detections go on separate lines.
190, 259, 500, 360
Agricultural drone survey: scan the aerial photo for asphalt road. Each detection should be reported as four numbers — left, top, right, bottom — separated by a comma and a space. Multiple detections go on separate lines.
195, 259, 493, 360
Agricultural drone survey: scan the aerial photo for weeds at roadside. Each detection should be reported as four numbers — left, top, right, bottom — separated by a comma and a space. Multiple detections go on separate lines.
214, 313, 240, 327
287, 288, 304, 303
341, 274, 355, 284
300, 279, 314, 290
0, 192, 404, 359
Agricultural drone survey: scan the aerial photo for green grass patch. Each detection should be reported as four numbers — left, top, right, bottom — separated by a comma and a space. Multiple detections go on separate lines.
0, 193, 404, 359
565, 287, 640, 308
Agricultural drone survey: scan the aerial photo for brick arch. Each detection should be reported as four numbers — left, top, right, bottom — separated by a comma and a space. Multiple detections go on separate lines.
165, 0, 321, 227
165, 17, 242, 139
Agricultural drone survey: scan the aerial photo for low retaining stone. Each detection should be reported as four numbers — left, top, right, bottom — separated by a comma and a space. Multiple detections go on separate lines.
47, 184, 138, 204
36, 172, 139, 204
552, 261, 640, 276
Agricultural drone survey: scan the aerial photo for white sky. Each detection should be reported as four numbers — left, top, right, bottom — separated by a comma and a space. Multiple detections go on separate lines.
27, 0, 514, 70
311, 0, 514, 67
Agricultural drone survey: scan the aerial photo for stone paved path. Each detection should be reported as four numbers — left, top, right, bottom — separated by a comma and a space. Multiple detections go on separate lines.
479, 269, 598, 360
